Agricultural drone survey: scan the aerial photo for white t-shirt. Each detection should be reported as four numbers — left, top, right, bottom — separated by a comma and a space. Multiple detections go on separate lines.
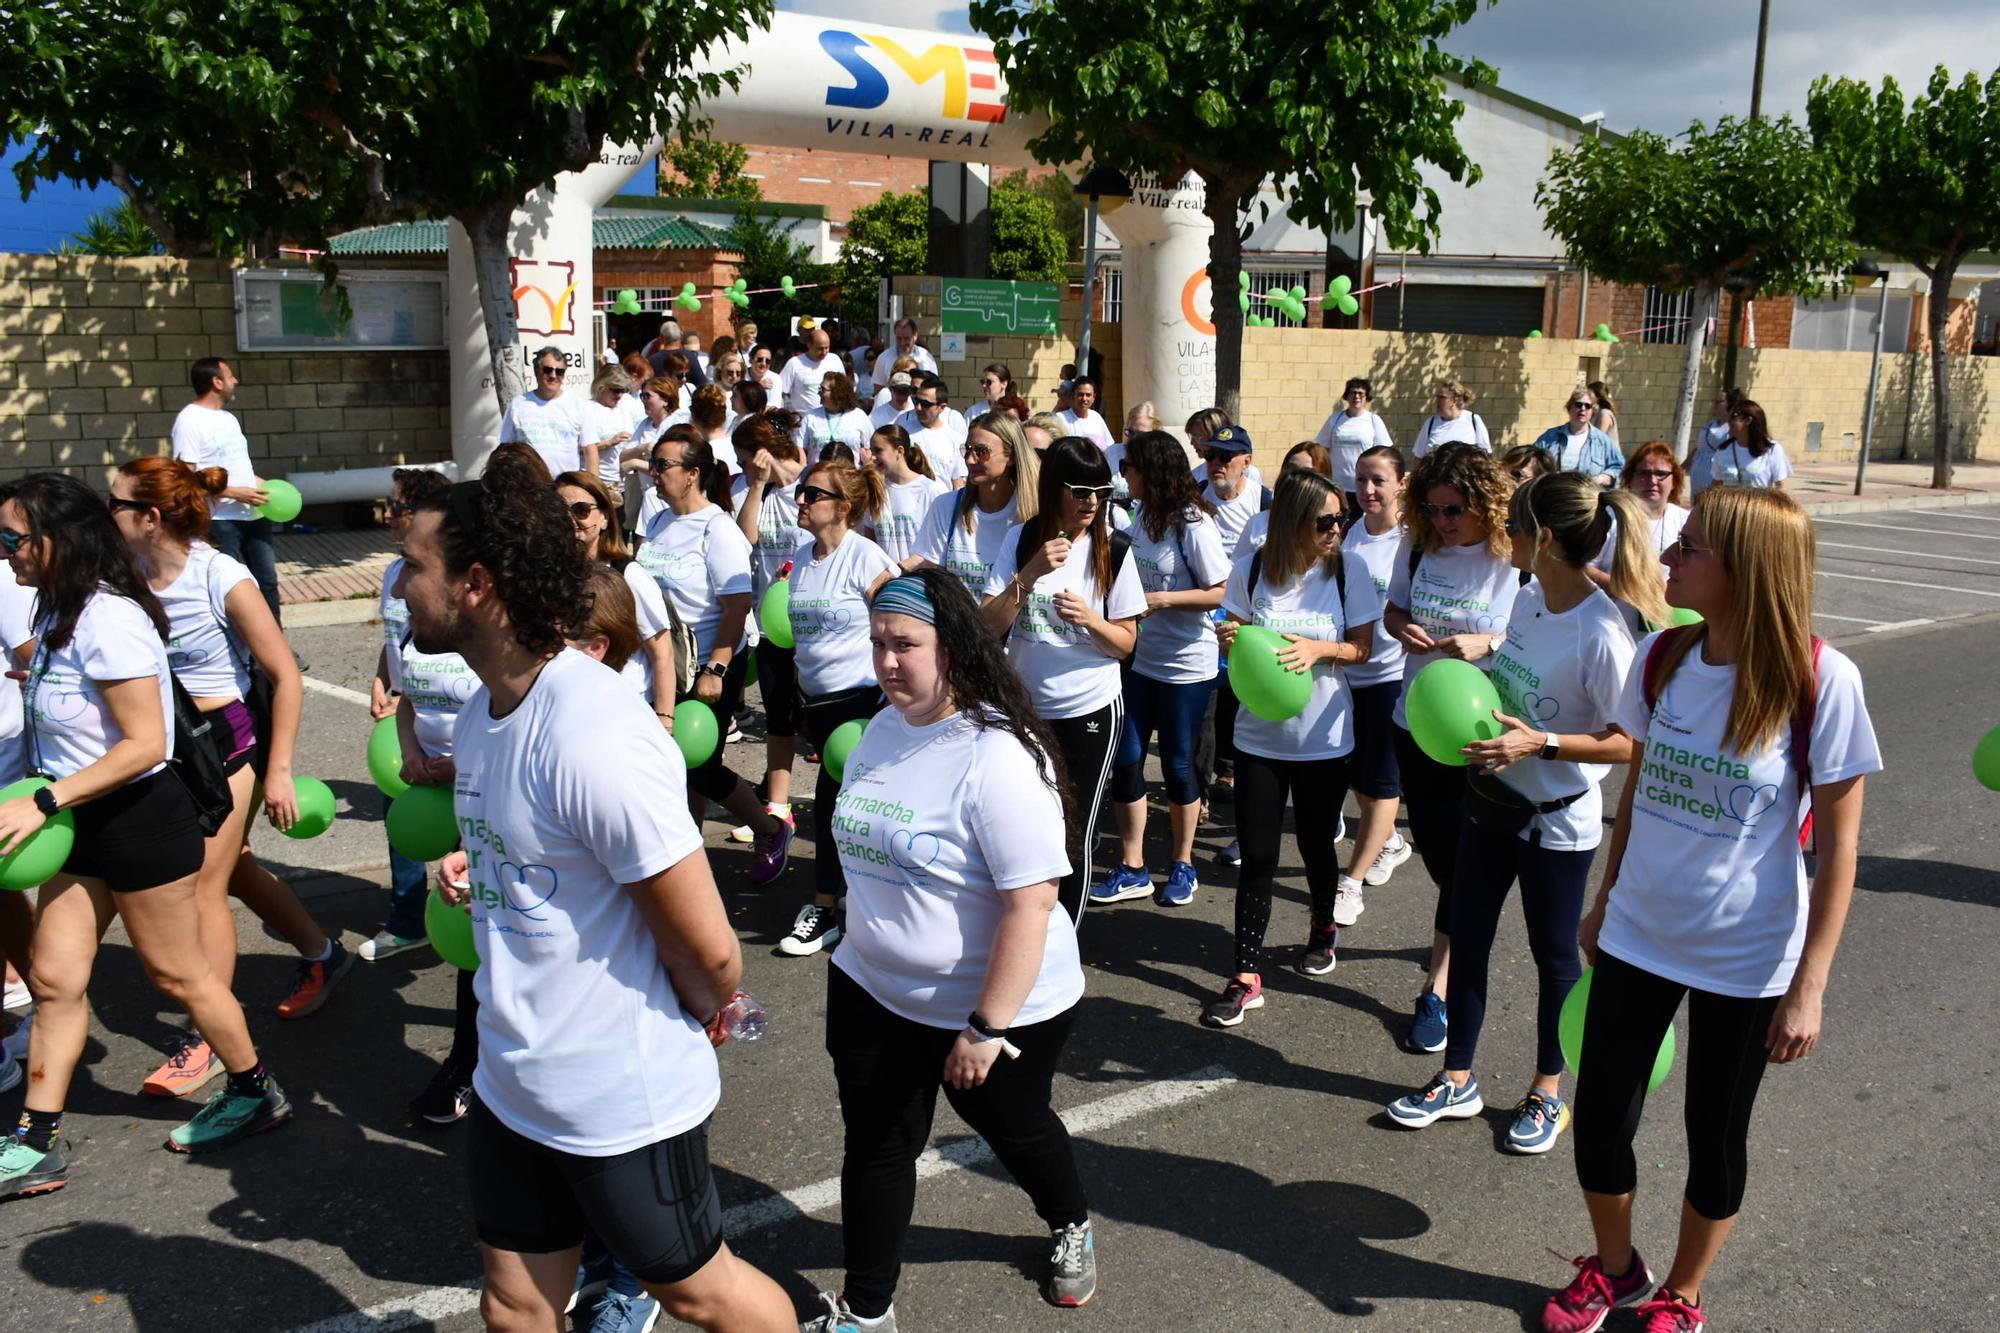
1605, 634, 1882, 997
896, 406, 970, 447
1056, 408, 1115, 450
1410, 412, 1491, 458
913, 491, 1016, 597
622, 560, 673, 646
831, 707, 1081, 1029
1385, 538, 1521, 729
1708, 441, 1793, 489
26, 593, 173, 781
1202, 480, 1266, 560
0, 579, 37, 785
380, 557, 475, 758
170, 403, 257, 522
985, 526, 1148, 720
159, 543, 254, 699
498, 391, 586, 478
1313, 409, 1394, 491
740, 483, 803, 597
799, 408, 873, 458
1126, 506, 1232, 684
872, 344, 938, 386
1222, 549, 1382, 762
1548, 427, 1594, 475
1689, 420, 1733, 495
636, 505, 754, 661
870, 476, 950, 564
907, 424, 966, 485
1341, 522, 1409, 689
454, 649, 718, 1156
581, 400, 629, 489
777, 351, 846, 415
1485, 585, 1635, 850
869, 397, 912, 430
788, 534, 897, 696
1595, 504, 1691, 580
620, 392, 648, 431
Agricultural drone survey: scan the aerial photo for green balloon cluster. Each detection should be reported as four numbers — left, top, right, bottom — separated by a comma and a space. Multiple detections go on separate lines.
367, 715, 410, 798
760, 580, 794, 649
386, 783, 458, 862
673, 281, 701, 312
1973, 724, 2000, 792
823, 718, 868, 782
257, 479, 303, 524
1406, 659, 1503, 766
282, 776, 337, 840
0, 777, 74, 891
425, 885, 481, 971
780, 275, 798, 298
723, 279, 750, 308
611, 288, 642, 315
673, 700, 719, 768
1229, 625, 1312, 721
1560, 966, 1676, 1091
1237, 270, 1252, 314
1593, 322, 1620, 343
1273, 283, 1309, 323
1320, 275, 1359, 317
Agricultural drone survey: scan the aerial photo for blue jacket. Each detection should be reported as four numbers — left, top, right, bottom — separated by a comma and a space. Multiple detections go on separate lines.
1531, 425, 1625, 480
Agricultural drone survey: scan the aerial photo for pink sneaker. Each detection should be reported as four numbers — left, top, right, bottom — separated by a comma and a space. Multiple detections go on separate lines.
750, 819, 793, 885
1541, 1250, 1655, 1333
1636, 1288, 1705, 1332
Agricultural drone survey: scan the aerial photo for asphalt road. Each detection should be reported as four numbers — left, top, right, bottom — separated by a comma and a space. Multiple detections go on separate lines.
2, 512, 1995, 1332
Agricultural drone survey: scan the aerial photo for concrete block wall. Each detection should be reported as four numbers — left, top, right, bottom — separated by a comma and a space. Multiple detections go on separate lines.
887, 276, 1124, 425
0, 254, 452, 487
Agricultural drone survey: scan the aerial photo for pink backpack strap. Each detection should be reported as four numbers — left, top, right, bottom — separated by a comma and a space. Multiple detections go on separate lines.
1640, 624, 1695, 714
1795, 636, 1824, 851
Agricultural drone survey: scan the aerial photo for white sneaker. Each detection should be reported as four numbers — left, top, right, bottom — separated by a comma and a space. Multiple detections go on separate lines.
358, 930, 427, 961
1332, 878, 1365, 927
1335, 814, 1347, 842
1, 1008, 29, 1065
1364, 836, 1412, 887
2, 979, 29, 1011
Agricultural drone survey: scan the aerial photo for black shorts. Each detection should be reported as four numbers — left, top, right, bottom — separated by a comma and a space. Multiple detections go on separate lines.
62, 769, 206, 892
467, 1099, 724, 1285
1347, 680, 1403, 800
753, 639, 799, 738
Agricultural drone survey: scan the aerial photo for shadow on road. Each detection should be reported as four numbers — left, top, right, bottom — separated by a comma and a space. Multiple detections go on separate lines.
1855, 853, 1998, 908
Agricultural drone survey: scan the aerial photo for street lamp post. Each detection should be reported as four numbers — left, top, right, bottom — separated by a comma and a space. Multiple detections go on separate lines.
1073, 165, 1133, 376
1575, 112, 1605, 338
1852, 257, 1890, 495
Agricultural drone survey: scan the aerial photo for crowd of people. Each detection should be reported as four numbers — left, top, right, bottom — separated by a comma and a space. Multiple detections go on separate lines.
0, 338, 1879, 1333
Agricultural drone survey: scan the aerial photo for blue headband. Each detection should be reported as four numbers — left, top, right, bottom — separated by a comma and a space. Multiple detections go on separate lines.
871, 575, 936, 625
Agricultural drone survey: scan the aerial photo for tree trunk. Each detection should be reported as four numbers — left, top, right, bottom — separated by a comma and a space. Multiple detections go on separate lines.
1203, 176, 1245, 424
1927, 254, 1961, 490
461, 200, 529, 419
1672, 281, 1721, 460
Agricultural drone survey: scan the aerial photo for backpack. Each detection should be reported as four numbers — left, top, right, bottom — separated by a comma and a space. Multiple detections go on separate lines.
205, 556, 274, 777
1640, 625, 1823, 851
1013, 518, 1132, 614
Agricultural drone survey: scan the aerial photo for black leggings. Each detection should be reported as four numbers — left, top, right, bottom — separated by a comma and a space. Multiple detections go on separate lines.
1231, 751, 1351, 977
799, 685, 884, 904
447, 965, 479, 1070
1044, 698, 1122, 928
1572, 949, 1781, 1220
1193, 675, 1240, 790
682, 653, 751, 804
1393, 725, 1468, 934
827, 966, 1086, 1320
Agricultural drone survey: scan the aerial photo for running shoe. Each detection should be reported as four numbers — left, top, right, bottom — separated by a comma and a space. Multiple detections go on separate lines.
1090, 863, 1153, 904
1636, 1288, 1705, 1333
1364, 835, 1412, 887
1505, 1090, 1570, 1155
358, 930, 427, 961
2, 1007, 31, 1066
142, 1032, 223, 1098
1200, 975, 1264, 1028
1386, 1071, 1483, 1128
726, 718, 746, 745
750, 819, 794, 885
167, 1077, 293, 1153
731, 802, 792, 845
1218, 839, 1242, 867
778, 903, 841, 957
1298, 922, 1338, 976
800, 1292, 899, 1332
409, 1060, 475, 1127
567, 1253, 614, 1314
0, 1136, 67, 1200
1159, 860, 1198, 906
1332, 876, 1365, 927
277, 940, 354, 1019
1404, 991, 1448, 1054
0, 1057, 19, 1095
588, 1290, 663, 1333
1046, 1220, 1097, 1308
1541, 1251, 1655, 1333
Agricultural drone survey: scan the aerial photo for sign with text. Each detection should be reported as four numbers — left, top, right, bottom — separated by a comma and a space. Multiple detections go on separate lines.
939, 278, 1061, 335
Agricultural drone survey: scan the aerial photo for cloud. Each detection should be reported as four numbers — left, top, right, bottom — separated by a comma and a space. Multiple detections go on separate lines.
777, 0, 975, 37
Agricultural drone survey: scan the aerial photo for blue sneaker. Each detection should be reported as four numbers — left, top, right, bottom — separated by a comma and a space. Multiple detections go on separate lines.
1404, 991, 1447, 1053
1218, 839, 1242, 867
1090, 864, 1153, 904
587, 1290, 662, 1333
1159, 860, 1198, 906
1504, 1089, 1570, 1155
1387, 1070, 1484, 1128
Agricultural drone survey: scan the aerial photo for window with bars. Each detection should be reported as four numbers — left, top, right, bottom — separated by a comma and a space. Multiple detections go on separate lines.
598, 286, 680, 313
1090, 265, 1312, 327
1641, 287, 1694, 344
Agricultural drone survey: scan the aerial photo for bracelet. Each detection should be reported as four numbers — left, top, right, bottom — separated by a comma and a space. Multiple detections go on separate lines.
962, 1025, 1022, 1060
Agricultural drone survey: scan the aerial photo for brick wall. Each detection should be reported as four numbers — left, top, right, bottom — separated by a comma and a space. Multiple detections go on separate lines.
0, 254, 451, 487
596, 250, 744, 344
740, 146, 929, 223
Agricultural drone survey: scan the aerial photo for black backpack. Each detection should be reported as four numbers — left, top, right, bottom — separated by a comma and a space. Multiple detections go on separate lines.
168, 675, 236, 837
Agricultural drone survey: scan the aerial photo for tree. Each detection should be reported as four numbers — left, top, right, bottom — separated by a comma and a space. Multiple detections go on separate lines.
838, 189, 928, 315
58, 202, 162, 257
1537, 117, 1853, 454
1810, 68, 2000, 489
990, 177, 1069, 283
5, 0, 771, 414
970, 0, 1492, 420
658, 138, 763, 202
724, 207, 829, 330
1006, 170, 1086, 258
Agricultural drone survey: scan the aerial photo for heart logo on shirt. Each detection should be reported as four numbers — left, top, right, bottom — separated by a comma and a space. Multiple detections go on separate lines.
1520, 692, 1560, 723
1721, 782, 1780, 827
494, 861, 561, 920
888, 828, 941, 875
446, 675, 478, 704
823, 607, 852, 633
36, 688, 88, 723
1469, 612, 1505, 634
170, 648, 211, 669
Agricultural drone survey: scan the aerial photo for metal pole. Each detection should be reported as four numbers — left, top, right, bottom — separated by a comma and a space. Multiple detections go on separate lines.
1749, 0, 1772, 119
1856, 276, 1890, 495
1078, 194, 1100, 372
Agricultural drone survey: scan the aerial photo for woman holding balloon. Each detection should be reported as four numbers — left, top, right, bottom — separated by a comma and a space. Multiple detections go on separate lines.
1540, 487, 1878, 1333
732, 412, 807, 843
1201, 471, 1379, 1028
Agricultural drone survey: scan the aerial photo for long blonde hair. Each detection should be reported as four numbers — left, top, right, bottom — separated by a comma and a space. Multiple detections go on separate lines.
1261, 470, 1343, 588
961, 413, 1040, 532
1651, 487, 1816, 755
1510, 473, 1668, 627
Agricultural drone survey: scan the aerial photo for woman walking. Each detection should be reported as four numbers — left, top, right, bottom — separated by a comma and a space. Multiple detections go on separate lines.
908, 413, 1040, 595
1411, 380, 1491, 457
733, 413, 808, 840
555, 471, 679, 723
865, 425, 948, 566
1533, 389, 1624, 487
1707, 399, 1791, 491
1313, 377, 1395, 502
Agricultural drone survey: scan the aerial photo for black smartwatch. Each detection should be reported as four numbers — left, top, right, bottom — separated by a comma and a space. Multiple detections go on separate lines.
967, 1011, 1010, 1040
700, 661, 728, 679
32, 786, 60, 818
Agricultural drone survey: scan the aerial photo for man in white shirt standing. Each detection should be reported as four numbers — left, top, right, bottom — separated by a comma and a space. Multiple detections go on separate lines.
172, 357, 282, 622
904, 381, 969, 486
870, 371, 917, 429
498, 346, 587, 478
1056, 377, 1116, 450
777, 323, 844, 415
895, 371, 969, 446
870, 317, 938, 387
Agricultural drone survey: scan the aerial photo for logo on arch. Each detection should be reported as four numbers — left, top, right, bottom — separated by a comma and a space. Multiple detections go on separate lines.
510, 258, 577, 337
819, 30, 1007, 124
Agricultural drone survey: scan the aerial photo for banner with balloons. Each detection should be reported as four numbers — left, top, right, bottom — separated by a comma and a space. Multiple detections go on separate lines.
1320, 275, 1360, 317
611, 289, 643, 315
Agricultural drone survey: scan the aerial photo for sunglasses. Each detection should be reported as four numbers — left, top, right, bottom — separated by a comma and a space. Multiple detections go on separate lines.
980, 377, 1000, 387
1314, 513, 1341, 534
107, 496, 152, 515
650, 456, 692, 473
796, 483, 842, 506
0, 530, 28, 554
914, 398, 941, 410
1633, 468, 1676, 481
1065, 484, 1115, 503
1202, 451, 1238, 469
1668, 534, 1708, 558
386, 500, 416, 518
963, 444, 994, 461
566, 501, 598, 522
1417, 502, 1469, 519
1568, 401, 1594, 411
536, 365, 565, 378
1504, 518, 1522, 536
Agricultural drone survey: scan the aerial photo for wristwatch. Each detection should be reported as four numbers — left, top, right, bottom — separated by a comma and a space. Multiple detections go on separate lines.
699, 661, 728, 679
32, 786, 60, 817
1538, 733, 1561, 761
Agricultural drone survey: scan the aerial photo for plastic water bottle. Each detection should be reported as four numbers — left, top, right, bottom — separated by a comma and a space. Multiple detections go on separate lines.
721, 992, 768, 1042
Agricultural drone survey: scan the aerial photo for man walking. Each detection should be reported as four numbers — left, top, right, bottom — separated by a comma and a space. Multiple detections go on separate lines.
173, 357, 281, 621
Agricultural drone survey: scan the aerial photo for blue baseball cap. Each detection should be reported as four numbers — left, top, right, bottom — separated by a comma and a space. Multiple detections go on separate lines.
1205, 424, 1253, 456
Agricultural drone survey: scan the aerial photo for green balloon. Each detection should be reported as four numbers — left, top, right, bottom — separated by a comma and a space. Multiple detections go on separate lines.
425, 885, 480, 971
1238, 291, 1251, 313
1328, 274, 1352, 297
0, 777, 74, 891
1335, 295, 1359, 317
367, 716, 410, 798
1237, 271, 1251, 290
1280, 297, 1308, 322
673, 700, 719, 768
283, 776, 337, 840
1228, 625, 1313, 722
257, 479, 303, 523
760, 580, 794, 648
823, 718, 868, 782
612, 288, 641, 314
1668, 607, 1704, 627
744, 652, 758, 689
1527, 329, 1543, 339
1559, 966, 1676, 1092
386, 783, 459, 862
1406, 658, 1504, 766
1974, 725, 2000, 792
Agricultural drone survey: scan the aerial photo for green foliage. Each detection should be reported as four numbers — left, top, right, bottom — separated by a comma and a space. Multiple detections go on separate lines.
1007, 170, 1085, 256
659, 139, 762, 203
990, 178, 1069, 282
838, 188, 929, 310
59, 202, 162, 256
725, 207, 828, 328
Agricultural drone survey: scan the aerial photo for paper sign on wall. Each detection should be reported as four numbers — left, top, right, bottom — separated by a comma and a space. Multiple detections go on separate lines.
940, 332, 967, 361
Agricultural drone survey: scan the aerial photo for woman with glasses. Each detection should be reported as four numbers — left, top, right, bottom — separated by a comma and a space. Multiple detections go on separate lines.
981, 439, 1146, 926
1202, 470, 1379, 1028
732, 413, 808, 850
778, 457, 898, 958
1533, 390, 1625, 487
1387, 472, 1659, 1156
581, 368, 635, 492
1591, 444, 1691, 633
1411, 379, 1491, 458
967, 363, 1014, 422
1095, 432, 1232, 912
865, 424, 948, 565
0, 475, 289, 1200
555, 471, 678, 724
637, 427, 793, 882
908, 413, 1040, 594
798, 372, 873, 460
749, 345, 780, 395
1501, 445, 1559, 485
1709, 399, 1791, 491
1382, 446, 1520, 1057
1313, 377, 1395, 501
619, 375, 689, 532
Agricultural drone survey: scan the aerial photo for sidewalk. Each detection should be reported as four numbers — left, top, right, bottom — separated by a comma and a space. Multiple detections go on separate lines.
1785, 458, 2000, 514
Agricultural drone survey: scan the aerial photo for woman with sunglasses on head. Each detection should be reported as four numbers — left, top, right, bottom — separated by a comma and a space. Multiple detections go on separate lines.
1313, 377, 1394, 503
733, 413, 809, 842
907, 412, 1041, 595
1201, 470, 1379, 1027
1411, 379, 1491, 458
1534, 389, 1625, 488
1540, 488, 1877, 1333
1095, 432, 1231, 911
1387, 472, 1661, 1154
637, 427, 793, 882
777, 457, 898, 958
966, 363, 1014, 422
556, 471, 679, 725
865, 424, 948, 566
1709, 399, 1791, 491
0, 475, 289, 1200
799, 372, 873, 461
982, 439, 1146, 927
1382, 446, 1520, 1057
804, 568, 1096, 1331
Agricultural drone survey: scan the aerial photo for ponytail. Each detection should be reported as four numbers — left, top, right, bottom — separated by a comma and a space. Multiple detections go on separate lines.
116, 455, 224, 542
1511, 473, 1668, 627
1597, 488, 1671, 629
806, 457, 888, 529
875, 424, 933, 479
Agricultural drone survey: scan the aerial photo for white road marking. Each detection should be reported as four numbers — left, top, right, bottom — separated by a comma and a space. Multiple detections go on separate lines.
1811, 612, 1889, 624
1900, 509, 2000, 522
287, 1065, 1238, 1333
1813, 517, 2000, 541
303, 676, 373, 707
1819, 540, 2000, 568
1864, 618, 1938, 633
1817, 570, 2000, 598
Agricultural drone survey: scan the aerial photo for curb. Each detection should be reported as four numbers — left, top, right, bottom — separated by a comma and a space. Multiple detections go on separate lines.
1794, 488, 2000, 517
284, 599, 381, 627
